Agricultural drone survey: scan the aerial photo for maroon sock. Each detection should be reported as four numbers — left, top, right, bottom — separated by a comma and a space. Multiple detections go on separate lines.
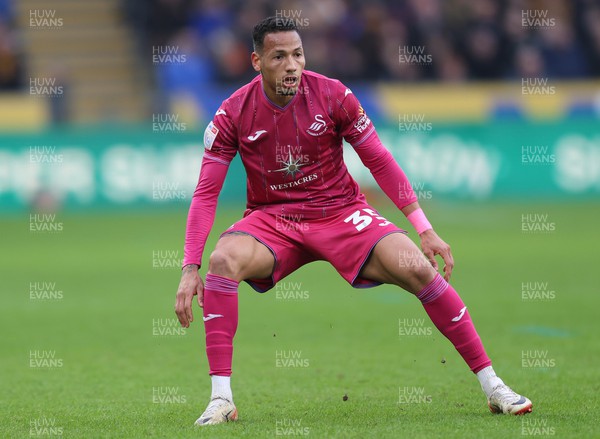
203, 274, 239, 376
417, 274, 491, 373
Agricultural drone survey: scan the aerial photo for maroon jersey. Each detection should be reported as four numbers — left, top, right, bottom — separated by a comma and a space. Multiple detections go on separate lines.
203, 70, 374, 219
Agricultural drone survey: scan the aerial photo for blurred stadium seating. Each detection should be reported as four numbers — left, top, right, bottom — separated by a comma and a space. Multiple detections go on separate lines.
2, 0, 600, 126
0, 0, 598, 211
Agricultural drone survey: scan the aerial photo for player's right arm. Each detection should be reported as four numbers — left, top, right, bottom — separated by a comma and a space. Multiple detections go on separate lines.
175, 108, 238, 328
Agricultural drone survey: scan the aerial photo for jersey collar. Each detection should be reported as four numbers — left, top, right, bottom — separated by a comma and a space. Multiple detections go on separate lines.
260, 77, 300, 111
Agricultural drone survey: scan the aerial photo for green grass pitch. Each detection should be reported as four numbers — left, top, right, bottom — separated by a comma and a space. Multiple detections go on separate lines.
1, 200, 598, 438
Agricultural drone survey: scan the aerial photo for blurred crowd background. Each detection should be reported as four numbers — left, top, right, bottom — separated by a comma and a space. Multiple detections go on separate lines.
0, 0, 22, 90
120, 0, 600, 86
1, 0, 600, 126
0, 0, 598, 210
2, 0, 600, 92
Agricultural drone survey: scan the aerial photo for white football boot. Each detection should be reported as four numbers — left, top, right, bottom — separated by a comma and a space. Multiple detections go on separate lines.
488, 384, 533, 415
194, 397, 238, 426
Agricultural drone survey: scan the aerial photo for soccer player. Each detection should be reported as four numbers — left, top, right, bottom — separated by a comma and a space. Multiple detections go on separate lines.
175, 17, 532, 426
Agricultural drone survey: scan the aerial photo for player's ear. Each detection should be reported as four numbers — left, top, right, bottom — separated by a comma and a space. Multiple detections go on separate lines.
251, 52, 261, 72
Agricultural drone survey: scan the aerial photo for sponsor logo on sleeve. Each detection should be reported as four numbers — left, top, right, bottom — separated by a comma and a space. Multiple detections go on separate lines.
204, 121, 219, 150
354, 106, 371, 133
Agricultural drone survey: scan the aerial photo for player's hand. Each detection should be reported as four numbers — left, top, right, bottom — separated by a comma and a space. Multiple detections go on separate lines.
175, 265, 204, 328
419, 229, 454, 281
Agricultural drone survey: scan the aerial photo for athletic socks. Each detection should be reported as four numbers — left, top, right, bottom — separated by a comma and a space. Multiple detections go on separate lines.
476, 365, 505, 398
203, 273, 239, 378
211, 375, 233, 401
417, 273, 492, 374
204, 272, 498, 401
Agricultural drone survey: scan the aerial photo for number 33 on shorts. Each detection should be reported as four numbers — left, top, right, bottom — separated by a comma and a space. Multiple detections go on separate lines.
344, 208, 391, 232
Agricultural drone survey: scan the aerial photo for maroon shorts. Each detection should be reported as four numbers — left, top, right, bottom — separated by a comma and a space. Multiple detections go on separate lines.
221, 201, 406, 292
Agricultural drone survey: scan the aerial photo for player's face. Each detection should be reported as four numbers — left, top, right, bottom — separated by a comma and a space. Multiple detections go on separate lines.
252, 31, 305, 106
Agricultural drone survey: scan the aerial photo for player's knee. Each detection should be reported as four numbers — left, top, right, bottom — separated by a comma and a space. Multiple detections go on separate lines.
208, 248, 242, 279
405, 264, 437, 294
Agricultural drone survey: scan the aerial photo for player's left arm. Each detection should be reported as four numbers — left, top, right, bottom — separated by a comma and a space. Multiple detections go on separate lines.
336, 84, 453, 280
399, 201, 454, 281
353, 132, 454, 281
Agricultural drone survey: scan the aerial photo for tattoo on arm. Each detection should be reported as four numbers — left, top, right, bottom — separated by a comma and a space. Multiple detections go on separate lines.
182, 264, 199, 273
